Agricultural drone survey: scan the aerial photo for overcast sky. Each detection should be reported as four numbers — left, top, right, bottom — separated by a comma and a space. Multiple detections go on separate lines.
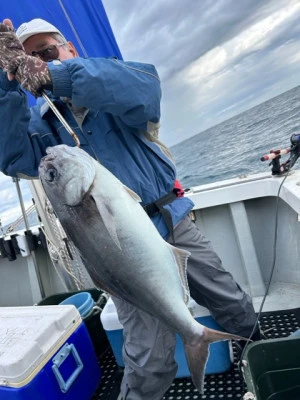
102, 0, 300, 145
1, 0, 300, 227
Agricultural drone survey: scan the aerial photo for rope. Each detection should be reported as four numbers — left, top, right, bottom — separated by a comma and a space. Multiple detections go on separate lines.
57, 0, 89, 58
43, 200, 79, 288
44, 198, 92, 290
4, 204, 36, 234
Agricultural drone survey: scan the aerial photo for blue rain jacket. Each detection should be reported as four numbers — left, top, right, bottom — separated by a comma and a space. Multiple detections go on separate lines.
0, 57, 194, 238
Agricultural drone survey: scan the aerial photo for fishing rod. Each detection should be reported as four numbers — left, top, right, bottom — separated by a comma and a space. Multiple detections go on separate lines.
260, 133, 300, 175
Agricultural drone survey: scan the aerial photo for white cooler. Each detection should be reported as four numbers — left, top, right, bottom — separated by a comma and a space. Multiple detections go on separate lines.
101, 297, 232, 377
0, 305, 101, 399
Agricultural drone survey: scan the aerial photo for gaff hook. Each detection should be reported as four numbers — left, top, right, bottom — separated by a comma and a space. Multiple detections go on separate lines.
42, 91, 80, 147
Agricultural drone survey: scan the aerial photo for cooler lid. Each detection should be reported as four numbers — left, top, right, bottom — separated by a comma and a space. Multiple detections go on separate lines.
0, 305, 81, 387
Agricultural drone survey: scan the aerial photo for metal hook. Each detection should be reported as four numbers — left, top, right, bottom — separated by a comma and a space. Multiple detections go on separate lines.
42, 92, 80, 147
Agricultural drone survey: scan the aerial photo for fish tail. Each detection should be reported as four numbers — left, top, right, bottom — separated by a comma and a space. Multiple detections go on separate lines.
183, 325, 246, 393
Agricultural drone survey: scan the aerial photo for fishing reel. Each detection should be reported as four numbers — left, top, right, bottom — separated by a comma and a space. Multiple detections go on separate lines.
261, 134, 300, 176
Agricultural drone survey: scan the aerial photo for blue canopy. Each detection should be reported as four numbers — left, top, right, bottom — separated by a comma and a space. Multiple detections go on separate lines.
0, 0, 122, 58
0, 0, 122, 104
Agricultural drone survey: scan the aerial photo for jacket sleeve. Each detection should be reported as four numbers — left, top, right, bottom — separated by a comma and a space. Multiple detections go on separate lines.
0, 70, 41, 178
48, 57, 161, 131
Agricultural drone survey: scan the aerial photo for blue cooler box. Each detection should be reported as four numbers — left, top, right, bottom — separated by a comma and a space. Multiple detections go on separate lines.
100, 297, 231, 377
0, 305, 102, 399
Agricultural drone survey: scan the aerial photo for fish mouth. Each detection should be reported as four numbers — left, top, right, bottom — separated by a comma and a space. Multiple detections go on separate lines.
39, 145, 77, 179
39, 153, 59, 182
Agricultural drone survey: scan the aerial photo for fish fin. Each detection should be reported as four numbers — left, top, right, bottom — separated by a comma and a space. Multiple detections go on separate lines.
168, 243, 191, 304
92, 195, 122, 250
122, 185, 142, 202
183, 325, 247, 393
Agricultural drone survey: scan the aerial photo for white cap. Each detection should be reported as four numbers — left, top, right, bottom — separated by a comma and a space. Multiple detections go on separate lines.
16, 18, 67, 44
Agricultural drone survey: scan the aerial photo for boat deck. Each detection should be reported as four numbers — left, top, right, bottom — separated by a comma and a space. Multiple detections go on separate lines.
93, 307, 300, 400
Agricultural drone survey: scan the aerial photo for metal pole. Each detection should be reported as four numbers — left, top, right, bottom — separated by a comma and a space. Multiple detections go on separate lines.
13, 177, 46, 298
13, 177, 30, 230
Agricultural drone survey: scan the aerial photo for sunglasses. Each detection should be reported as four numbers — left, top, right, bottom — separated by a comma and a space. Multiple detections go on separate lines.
31, 43, 67, 62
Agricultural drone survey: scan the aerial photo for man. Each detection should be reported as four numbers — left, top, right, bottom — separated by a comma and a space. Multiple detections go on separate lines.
0, 18, 261, 400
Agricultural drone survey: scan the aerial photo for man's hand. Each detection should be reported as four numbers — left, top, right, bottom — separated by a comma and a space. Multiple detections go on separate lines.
0, 19, 25, 72
0, 19, 52, 96
7, 55, 53, 97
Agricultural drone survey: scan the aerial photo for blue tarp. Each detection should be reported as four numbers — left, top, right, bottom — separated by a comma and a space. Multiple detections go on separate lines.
0, 0, 122, 59
0, 0, 122, 104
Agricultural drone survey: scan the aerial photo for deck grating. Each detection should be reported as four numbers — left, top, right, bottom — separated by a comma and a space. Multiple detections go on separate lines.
92, 308, 300, 400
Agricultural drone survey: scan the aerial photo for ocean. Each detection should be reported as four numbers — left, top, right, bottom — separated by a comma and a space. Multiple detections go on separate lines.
170, 85, 300, 189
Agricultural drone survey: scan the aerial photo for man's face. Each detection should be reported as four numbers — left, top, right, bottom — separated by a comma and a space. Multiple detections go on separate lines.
23, 33, 78, 62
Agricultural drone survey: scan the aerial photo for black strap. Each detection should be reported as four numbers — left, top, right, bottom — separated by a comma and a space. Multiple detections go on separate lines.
143, 190, 178, 243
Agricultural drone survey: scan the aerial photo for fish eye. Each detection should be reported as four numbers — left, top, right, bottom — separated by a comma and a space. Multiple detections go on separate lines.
46, 167, 58, 182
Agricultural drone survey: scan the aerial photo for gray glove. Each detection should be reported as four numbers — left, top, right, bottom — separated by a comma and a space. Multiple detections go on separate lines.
7, 55, 53, 97
0, 23, 24, 71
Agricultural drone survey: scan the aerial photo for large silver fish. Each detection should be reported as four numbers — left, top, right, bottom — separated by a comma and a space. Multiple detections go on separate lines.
38, 144, 245, 393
